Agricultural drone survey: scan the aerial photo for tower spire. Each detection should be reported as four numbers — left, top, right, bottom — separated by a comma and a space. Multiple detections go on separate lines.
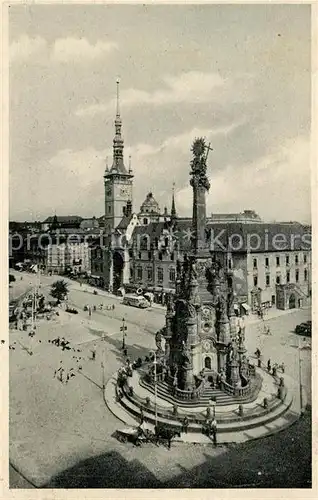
116, 78, 120, 117
111, 78, 126, 173
171, 182, 177, 220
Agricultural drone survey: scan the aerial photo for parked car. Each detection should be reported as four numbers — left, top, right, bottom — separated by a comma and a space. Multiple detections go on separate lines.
295, 321, 311, 337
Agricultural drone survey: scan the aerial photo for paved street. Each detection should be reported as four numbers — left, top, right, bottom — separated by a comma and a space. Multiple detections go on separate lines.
9, 272, 311, 487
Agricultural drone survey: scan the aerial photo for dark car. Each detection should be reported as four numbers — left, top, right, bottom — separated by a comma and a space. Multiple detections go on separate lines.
295, 321, 311, 337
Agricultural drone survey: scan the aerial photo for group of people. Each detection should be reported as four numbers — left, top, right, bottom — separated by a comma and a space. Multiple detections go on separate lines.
84, 303, 116, 316
255, 349, 285, 374
50, 336, 72, 351
54, 362, 76, 384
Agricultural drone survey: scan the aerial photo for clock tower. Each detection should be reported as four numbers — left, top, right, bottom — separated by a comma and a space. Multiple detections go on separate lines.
104, 79, 133, 234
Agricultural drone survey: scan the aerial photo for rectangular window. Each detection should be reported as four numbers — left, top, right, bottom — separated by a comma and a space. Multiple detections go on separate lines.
276, 275, 281, 284
296, 269, 299, 282
286, 271, 290, 283
304, 269, 308, 281
148, 251, 151, 260
253, 276, 258, 287
253, 258, 257, 269
265, 257, 269, 267
108, 206, 111, 213
276, 256, 280, 266
137, 267, 143, 280
304, 253, 307, 264
158, 267, 163, 283
158, 252, 163, 261
171, 252, 175, 261
169, 268, 176, 282
266, 275, 270, 286
147, 268, 153, 281
295, 254, 299, 265
286, 255, 290, 266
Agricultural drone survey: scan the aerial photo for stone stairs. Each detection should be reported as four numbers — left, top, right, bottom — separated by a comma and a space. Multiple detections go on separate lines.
140, 378, 261, 407
117, 382, 293, 435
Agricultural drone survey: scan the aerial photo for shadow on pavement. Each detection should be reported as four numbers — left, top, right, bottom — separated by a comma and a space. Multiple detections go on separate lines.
45, 450, 162, 488
41, 408, 312, 489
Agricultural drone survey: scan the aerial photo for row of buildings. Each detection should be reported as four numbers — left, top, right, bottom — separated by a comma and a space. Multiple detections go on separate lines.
10, 82, 311, 313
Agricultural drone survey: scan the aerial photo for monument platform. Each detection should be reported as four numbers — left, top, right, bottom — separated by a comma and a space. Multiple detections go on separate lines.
105, 366, 302, 445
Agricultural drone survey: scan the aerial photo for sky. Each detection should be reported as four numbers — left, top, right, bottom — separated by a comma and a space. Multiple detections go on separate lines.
9, 4, 311, 223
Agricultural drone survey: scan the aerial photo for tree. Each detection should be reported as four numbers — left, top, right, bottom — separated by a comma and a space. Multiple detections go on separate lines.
50, 280, 69, 304
9, 274, 16, 284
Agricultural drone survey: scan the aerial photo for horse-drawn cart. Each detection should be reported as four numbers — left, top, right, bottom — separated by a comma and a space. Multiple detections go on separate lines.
115, 426, 155, 446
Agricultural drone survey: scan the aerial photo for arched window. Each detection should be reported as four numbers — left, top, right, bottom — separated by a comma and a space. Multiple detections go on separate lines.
143, 218, 148, 225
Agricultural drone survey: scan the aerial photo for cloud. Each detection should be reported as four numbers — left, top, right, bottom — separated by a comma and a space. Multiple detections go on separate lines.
10, 35, 48, 63
176, 136, 311, 223
10, 148, 109, 220
52, 38, 118, 63
76, 71, 252, 116
10, 35, 117, 65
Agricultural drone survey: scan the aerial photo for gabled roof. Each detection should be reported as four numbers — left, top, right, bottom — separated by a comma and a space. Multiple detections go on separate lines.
42, 215, 83, 224
116, 215, 133, 230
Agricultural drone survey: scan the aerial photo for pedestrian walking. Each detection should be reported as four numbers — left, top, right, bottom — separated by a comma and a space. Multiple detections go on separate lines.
88, 306, 92, 317
267, 359, 271, 372
123, 348, 127, 357
182, 416, 189, 434
205, 417, 212, 437
92, 343, 97, 360
211, 418, 217, 446
140, 408, 145, 425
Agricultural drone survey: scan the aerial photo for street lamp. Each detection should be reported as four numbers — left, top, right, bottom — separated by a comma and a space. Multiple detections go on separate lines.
120, 318, 127, 350
150, 350, 158, 425
101, 349, 105, 391
298, 336, 304, 414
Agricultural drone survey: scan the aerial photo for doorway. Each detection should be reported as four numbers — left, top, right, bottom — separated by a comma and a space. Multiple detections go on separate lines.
289, 293, 296, 309
204, 357, 212, 370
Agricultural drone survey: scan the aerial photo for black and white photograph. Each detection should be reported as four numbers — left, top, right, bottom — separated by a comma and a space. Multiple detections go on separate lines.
4, 1, 313, 491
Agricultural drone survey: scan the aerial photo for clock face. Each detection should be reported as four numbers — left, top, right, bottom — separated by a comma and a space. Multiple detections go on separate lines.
120, 187, 129, 197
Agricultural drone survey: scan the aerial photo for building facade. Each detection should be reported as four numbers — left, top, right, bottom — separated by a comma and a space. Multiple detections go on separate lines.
89, 81, 312, 311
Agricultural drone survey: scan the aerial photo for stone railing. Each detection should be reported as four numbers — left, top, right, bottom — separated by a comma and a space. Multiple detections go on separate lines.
145, 372, 205, 401
222, 379, 252, 398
